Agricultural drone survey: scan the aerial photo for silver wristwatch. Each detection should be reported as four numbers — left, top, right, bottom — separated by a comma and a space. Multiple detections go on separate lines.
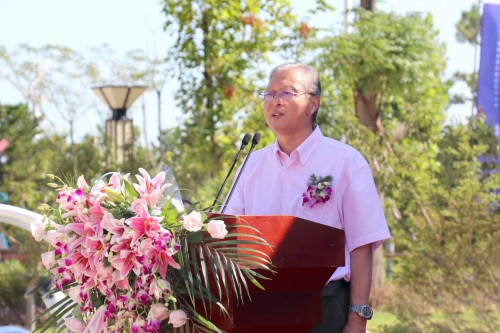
348, 304, 373, 320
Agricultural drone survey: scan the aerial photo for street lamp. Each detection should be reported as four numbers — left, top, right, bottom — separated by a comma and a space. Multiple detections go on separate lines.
92, 85, 146, 164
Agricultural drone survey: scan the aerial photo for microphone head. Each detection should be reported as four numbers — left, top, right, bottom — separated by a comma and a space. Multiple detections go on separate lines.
251, 132, 261, 147
241, 133, 251, 148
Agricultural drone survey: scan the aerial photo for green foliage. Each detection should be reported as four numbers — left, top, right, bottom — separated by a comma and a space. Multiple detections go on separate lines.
33, 171, 274, 333
0, 259, 30, 306
381, 120, 500, 333
0, 104, 44, 208
455, 4, 481, 45
0, 3, 498, 332
0, 259, 32, 325
449, 4, 481, 108
310, 9, 449, 246
161, 0, 299, 205
168, 222, 273, 330
0, 103, 109, 326
312, 9, 447, 141
305, 8, 499, 331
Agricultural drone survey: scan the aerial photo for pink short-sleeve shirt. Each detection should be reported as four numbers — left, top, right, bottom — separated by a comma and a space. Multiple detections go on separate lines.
224, 126, 391, 281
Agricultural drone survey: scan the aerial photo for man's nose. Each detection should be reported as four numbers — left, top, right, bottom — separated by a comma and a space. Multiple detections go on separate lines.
271, 93, 282, 105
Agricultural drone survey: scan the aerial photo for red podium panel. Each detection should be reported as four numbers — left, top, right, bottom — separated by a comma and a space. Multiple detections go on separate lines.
198, 214, 345, 333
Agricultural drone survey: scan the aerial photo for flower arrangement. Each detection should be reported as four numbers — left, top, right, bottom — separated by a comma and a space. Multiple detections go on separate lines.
31, 168, 272, 333
302, 174, 333, 208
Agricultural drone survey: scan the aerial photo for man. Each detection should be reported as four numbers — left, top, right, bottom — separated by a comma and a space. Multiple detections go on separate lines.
224, 63, 391, 333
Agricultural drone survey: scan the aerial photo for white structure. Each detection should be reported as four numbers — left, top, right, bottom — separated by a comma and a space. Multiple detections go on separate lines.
0, 204, 43, 232
0, 204, 65, 311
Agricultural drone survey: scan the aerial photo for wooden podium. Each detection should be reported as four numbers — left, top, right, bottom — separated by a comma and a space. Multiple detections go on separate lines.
197, 214, 346, 333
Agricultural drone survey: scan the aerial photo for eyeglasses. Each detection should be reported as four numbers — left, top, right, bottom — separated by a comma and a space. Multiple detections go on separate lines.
259, 90, 313, 103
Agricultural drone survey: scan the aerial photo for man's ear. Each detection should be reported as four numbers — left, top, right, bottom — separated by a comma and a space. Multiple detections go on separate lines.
309, 95, 320, 114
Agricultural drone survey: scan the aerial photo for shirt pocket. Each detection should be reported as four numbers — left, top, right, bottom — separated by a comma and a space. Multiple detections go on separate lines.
298, 198, 342, 229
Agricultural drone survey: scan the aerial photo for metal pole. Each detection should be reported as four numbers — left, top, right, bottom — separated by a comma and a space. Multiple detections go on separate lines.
472, 0, 483, 117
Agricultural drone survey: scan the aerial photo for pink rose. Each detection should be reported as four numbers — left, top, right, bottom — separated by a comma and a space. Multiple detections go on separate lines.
148, 303, 170, 322
182, 211, 203, 232
207, 220, 228, 239
168, 309, 188, 328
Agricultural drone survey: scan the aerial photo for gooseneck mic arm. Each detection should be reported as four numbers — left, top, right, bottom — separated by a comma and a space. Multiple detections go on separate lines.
210, 133, 251, 211
221, 133, 261, 214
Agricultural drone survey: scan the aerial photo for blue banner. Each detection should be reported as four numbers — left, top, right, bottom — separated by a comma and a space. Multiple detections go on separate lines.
477, 2, 500, 136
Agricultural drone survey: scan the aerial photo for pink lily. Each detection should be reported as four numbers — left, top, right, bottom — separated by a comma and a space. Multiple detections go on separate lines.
65, 317, 85, 333
84, 305, 108, 333
127, 205, 163, 245
133, 168, 169, 208
110, 249, 143, 280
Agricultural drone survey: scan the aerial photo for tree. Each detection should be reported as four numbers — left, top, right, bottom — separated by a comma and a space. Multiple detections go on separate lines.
388, 120, 500, 333
161, 0, 299, 203
0, 104, 51, 327
455, 4, 481, 45
360, 0, 376, 11
0, 44, 102, 174
0, 104, 44, 207
308, 8, 500, 331
0, 103, 107, 327
449, 4, 481, 109
309, 8, 448, 299
87, 46, 171, 165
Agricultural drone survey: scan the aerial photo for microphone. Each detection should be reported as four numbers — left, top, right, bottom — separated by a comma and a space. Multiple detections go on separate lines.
210, 133, 252, 211
221, 132, 261, 214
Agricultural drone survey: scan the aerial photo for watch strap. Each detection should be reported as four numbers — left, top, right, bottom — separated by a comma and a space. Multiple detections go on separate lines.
348, 304, 373, 320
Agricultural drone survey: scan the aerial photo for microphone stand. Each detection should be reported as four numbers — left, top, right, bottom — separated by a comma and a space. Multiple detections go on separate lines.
221, 133, 261, 214
210, 133, 251, 211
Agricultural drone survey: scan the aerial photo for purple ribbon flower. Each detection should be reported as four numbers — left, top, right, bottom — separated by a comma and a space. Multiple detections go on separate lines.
302, 174, 333, 208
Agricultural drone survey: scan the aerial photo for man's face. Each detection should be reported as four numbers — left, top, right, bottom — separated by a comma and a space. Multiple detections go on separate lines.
263, 68, 319, 139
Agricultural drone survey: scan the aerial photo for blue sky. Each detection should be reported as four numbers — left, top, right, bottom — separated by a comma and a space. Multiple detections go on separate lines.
0, 0, 479, 142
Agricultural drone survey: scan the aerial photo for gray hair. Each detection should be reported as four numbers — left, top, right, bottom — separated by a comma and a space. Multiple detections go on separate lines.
269, 63, 321, 123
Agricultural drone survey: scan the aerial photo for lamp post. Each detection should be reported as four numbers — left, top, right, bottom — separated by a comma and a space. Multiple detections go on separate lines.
92, 85, 146, 164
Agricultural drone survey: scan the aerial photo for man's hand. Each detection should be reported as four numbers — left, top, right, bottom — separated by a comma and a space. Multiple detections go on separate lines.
342, 312, 367, 333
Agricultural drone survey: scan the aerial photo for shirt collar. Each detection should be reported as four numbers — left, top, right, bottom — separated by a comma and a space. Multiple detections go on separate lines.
273, 126, 324, 166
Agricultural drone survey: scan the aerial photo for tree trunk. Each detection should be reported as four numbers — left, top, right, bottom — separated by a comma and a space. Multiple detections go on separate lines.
201, 9, 219, 177
357, 0, 387, 305
371, 246, 385, 305
157, 89, 162, 159
370, 186, 385, 304
353, 89, 384, 132
360, 0, 376, 10
25, 276, 38, 331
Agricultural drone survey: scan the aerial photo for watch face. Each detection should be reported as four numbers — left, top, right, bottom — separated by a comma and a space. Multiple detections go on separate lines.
361, 306, 373, 319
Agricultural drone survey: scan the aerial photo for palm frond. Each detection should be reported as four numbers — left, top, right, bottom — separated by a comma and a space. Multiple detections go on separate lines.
33, 294, 76, 332
176, 222, 274, 306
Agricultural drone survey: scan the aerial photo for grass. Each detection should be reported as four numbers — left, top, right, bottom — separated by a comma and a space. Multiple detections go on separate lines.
368, 310, 398, 332
367, 308, 500, 333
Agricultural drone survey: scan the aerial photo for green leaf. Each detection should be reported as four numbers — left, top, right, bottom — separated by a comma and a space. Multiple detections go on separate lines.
122, 175, 139, 199
187, 231, 203, 244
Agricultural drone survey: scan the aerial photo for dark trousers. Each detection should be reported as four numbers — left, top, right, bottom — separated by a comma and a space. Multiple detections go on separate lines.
309, 279, 350, 333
